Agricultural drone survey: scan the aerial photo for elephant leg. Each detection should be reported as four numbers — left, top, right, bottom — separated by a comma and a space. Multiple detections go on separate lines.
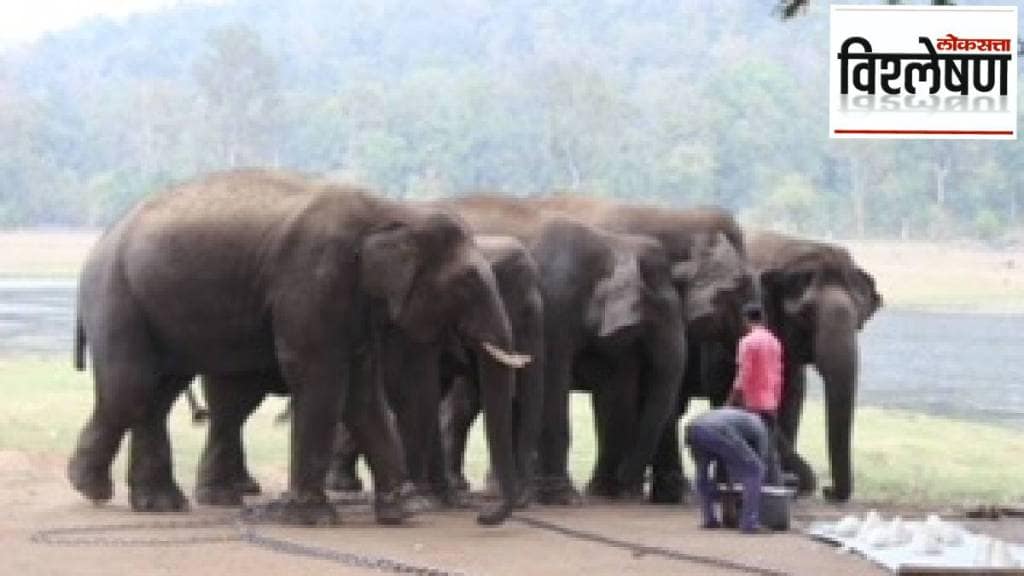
586, 354, 639, 499
650, 387, 692, 505
440, 375, 478, 496
240, 339, 346, 526
649, 420, 688, 503
702, 341, 736, 407
424, 420, 451, 503
68, 408, 125, 504
326, 423, 364, 492
384, 338, 441, 510
345, 351, 409, 525
69, 319, 160, 504
510, 312, 544, 508
777, 363, 815, 495
195, 375, 266, 506
535, 347, 580, 505
128, 376, 190, 512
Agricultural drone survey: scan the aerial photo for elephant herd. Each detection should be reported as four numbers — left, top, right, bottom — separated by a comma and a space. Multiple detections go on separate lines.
68, 168, 882, 527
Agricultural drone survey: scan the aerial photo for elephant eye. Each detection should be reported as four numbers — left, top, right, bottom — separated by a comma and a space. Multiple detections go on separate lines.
448, 268, 476, 296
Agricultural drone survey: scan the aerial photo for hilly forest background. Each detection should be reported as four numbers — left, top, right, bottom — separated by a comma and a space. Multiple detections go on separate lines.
1, 0, 1023, 243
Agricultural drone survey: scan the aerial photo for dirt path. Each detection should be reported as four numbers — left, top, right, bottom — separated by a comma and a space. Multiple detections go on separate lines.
0, 449, 900, 576
4, 449, 1022, 575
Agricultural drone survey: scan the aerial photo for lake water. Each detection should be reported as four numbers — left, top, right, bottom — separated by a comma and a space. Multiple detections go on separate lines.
1, 278, 1021, 428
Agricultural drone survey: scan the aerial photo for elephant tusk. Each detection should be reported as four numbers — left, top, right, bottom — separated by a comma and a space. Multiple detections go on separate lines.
482, 342, 532, 369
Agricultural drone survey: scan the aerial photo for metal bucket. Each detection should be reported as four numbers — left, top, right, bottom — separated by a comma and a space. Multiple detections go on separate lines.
719, 484, 794, 531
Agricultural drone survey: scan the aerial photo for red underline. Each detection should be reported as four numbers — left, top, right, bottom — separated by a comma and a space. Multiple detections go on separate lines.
834, 129, 1014, 135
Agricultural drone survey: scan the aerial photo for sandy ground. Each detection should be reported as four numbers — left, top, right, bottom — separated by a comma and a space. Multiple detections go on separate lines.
3, 449, 1021, 576
0, 230, 99, 277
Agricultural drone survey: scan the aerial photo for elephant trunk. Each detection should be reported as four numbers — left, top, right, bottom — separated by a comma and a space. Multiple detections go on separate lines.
474, 337, 520, 524
814, 287, 858, 502
461, 281, 520, 525
616, 293, 686, 488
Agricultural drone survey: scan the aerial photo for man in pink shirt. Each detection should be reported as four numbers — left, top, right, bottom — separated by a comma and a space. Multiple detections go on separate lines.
728, 302, 783, 421
726, 301, 785, 495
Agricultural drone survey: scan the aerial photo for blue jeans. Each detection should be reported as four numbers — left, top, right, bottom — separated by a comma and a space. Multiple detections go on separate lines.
687, 425, 765, 532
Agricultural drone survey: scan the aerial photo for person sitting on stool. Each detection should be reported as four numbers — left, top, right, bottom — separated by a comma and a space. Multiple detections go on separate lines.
684, 407, 780, 533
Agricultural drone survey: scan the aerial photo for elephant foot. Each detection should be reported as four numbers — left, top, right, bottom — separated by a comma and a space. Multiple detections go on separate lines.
241, 492, 338, 526
399, 481, 455, 512
326, 469, 364, 492
238, 475, 262, 495
446, 473, 470, 494
375, 489, 412, 526
585, 475, 644, 501
444, 487, 474, 509
68, 454, 113, 503
650, 472, 690, 505
513, 484, 535, 509
535, 476, 582, 506
476, 500, 512, 526
195, 483, 244, 507
784, 454, 817, 498
822, 485, 851, 503
131, 482, 189, 512
585, 475, 619, 498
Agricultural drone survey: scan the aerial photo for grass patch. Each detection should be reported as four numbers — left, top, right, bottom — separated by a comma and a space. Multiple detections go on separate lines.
2, 358, 1022, 505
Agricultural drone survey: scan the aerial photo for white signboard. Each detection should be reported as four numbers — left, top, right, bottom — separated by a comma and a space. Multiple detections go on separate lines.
830, 5, 1018, 140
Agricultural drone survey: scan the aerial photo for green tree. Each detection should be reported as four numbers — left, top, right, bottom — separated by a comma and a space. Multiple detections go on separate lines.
193, 24, 281, 168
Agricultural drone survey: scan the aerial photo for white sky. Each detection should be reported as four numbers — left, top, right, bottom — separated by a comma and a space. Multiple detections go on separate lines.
0, 0, 223, 45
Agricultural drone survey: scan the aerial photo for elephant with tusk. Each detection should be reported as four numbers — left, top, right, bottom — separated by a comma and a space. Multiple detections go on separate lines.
69, 169, 524, 526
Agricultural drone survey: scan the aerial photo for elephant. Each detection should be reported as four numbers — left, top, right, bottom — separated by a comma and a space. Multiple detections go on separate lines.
447, 195, 753, 503
641, 231, 881, 505
68, 168, 526, 526
438, 199, 693, 504
746, 230, 882, 502
326, 235, 544, 507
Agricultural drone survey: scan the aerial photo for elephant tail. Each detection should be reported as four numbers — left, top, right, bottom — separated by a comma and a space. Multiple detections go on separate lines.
74, 314, 86, 371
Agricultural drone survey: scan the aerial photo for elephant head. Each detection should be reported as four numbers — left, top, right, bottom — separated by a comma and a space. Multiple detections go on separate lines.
358, 208, 527, 524
757, 237, 882, 502
563, 223, 687, 490
671, 231, 755, 345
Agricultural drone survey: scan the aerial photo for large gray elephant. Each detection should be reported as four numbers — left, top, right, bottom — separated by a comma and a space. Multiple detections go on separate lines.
648, 231, 881, 504
451, 196, 753, 502
443, 220, 688, 504
438, 236, 544, 505
748, 230, 882, 502
68, 169, 525, 526
441, 198, 693, 504
323, 235, 543, 507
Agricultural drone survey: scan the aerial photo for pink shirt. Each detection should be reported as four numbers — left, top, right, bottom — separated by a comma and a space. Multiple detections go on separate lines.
733, 325, 783, 413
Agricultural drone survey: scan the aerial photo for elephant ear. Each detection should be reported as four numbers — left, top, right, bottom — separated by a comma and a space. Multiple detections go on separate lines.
848, 265, 882, 328
669, 231, 712, 287
761, 268, 817, 321
588, 253, 643, 338
360, 223, 419, 323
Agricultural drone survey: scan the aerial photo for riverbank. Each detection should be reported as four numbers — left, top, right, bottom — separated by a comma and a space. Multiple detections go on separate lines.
847, 240, 1024, 313
3, 231, 1021, 312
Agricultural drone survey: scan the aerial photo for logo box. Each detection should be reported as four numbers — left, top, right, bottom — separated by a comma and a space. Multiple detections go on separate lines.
829, 5, 1018, 140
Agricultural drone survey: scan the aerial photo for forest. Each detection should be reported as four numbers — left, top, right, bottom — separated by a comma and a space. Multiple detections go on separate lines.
0, 0, 1021, 242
